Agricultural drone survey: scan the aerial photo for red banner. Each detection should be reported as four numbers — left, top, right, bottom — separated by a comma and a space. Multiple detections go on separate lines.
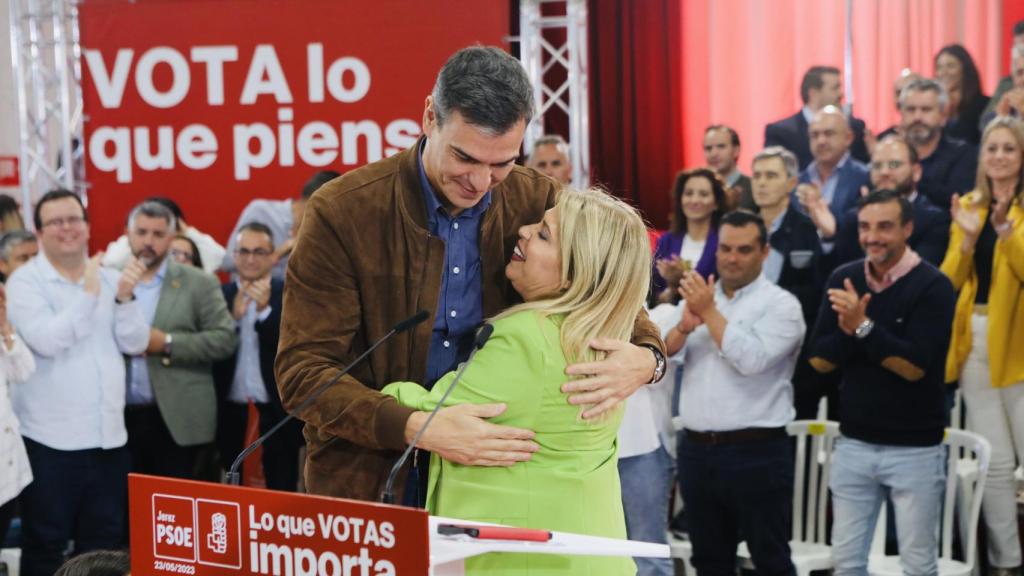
129, 474, 429, 576
79, 0, 510, 251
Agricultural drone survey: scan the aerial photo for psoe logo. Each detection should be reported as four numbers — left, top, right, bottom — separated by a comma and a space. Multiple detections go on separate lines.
152, 494, 197, 562
196, 499, 242, 569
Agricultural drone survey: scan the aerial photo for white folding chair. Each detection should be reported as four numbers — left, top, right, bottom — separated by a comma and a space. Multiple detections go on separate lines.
868, 428, 992, 576
668, 420, 841, 576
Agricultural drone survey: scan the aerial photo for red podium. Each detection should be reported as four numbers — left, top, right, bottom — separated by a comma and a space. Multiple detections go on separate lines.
129, 474, 429, 575
129, 474, 670, 575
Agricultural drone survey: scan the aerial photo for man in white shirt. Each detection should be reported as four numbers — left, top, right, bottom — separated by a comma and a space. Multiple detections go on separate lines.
670, 210, 805, 576
6, 190, 149, 576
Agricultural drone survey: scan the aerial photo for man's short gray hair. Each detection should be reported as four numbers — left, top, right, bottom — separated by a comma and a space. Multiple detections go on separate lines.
899, 78, 950, 110
0, 230, 36, 262
752, 146, 800, 179
127, 200, 177, 231
431, 46, 535, 135
530, 134, 570, 158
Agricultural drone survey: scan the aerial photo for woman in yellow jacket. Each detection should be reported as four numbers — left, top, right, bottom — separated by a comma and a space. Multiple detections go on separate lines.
942, 115, 1024, 575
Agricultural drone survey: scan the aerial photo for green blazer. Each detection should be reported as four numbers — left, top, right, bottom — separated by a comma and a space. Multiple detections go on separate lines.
144, 261, 237, 446
383, 311, 633, 576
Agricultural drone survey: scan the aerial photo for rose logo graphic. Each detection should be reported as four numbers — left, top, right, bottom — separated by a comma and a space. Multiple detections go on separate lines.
206, 512, 227, 554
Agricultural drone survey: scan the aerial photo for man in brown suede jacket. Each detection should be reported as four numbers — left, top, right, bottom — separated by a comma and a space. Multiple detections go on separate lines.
276, 46, 665, 504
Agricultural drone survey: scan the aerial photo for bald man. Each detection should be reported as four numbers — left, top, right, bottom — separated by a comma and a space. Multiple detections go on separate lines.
795, 106, 870, 220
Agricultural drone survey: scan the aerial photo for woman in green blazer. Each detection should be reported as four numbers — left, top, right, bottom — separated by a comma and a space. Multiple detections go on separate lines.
384, 187, 652, 575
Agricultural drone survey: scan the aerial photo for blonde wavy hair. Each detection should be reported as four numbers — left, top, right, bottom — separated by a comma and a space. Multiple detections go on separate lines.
975, 115, 1024, 206
495, 187, 651, 367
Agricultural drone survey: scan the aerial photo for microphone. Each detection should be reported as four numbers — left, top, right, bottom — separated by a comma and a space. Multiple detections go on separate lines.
226, 310, 430, 485
381, 323, 494, 504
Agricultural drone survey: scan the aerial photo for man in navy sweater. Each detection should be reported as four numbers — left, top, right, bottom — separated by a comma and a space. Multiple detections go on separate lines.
808, 190, 955, 576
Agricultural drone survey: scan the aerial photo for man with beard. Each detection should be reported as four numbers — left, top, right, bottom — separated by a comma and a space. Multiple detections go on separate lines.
807, 190, 955, 576
826, 136, 951, 267
896, 78, 976, 209
122, 200, 236, 479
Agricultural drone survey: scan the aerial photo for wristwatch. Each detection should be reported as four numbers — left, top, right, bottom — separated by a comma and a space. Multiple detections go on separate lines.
160, 333, 174, 366
854, 319, 875, 339
642, 344, 666, 383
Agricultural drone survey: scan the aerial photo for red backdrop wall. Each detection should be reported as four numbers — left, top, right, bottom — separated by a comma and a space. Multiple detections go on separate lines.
79, 0, 509, 251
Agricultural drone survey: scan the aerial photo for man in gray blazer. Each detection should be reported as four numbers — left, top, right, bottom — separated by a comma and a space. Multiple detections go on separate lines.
122, 200, 236, 479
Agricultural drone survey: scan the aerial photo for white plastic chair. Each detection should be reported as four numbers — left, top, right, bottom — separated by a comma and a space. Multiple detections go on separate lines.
668, 420, 841, 576
867, 428, 992, 576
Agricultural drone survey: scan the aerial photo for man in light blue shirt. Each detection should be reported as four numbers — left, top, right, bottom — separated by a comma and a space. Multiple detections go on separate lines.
7, 190, 149, 576
670, 211, 805, 576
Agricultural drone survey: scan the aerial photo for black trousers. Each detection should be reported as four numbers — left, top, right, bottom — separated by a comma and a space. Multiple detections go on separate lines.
217, 401, 303, 491
125, 404, 199, 479
677, 433, 797, 576
19, 438, 130, 576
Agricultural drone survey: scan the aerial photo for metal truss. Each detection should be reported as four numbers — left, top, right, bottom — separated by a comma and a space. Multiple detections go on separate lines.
9, 0, 86, 229
519, 0, 589, 188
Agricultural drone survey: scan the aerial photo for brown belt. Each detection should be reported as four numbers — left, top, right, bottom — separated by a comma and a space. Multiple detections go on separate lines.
684, 427, 787, 445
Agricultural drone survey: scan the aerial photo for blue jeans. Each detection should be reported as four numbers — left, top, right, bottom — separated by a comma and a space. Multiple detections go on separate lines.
619, 444, 675, 576
829, 437, 946, 576
677, 434, 796, 576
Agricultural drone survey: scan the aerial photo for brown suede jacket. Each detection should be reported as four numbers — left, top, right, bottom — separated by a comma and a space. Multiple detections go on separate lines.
276, 138, 664, 502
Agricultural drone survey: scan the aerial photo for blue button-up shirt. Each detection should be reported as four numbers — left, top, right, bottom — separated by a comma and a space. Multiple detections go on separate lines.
417, 140, 489, 387
127, 258, 168, 405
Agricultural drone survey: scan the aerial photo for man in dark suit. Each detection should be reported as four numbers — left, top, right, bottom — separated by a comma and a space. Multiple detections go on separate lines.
704, 124, 755, 211
765, 66, 870, 170
752, 146, 829, 421
831, 136, 951, 268
795, 107, 871, 228
214, 222, 303, 491
896, 78, 976, 209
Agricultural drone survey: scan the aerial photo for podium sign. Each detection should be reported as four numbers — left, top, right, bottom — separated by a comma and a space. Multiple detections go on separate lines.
129, 474, 429, 576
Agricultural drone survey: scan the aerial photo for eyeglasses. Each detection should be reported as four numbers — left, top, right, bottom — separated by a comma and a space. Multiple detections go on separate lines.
870, 160, 907, 171
234, 248, 272, 259
169, 249, 194, 262
41, 216, 86, 229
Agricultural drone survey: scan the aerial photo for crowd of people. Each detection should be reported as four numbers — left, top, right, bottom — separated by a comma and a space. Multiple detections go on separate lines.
0, 29, 1022, 576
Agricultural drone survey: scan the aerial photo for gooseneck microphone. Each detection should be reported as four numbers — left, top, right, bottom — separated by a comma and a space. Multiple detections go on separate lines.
381, 323, 495, 504
226, 310, 430, 485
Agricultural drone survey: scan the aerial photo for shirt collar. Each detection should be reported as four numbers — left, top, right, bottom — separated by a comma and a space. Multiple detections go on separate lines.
725, 168, 742, 188
149, 257, 169, 284
37, 250, 84, 284
417, 139, 492, 229
801, 106, 815, 124
807, 151, 851, 184
864, 246, 921, 292
715, 273, 767, 301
